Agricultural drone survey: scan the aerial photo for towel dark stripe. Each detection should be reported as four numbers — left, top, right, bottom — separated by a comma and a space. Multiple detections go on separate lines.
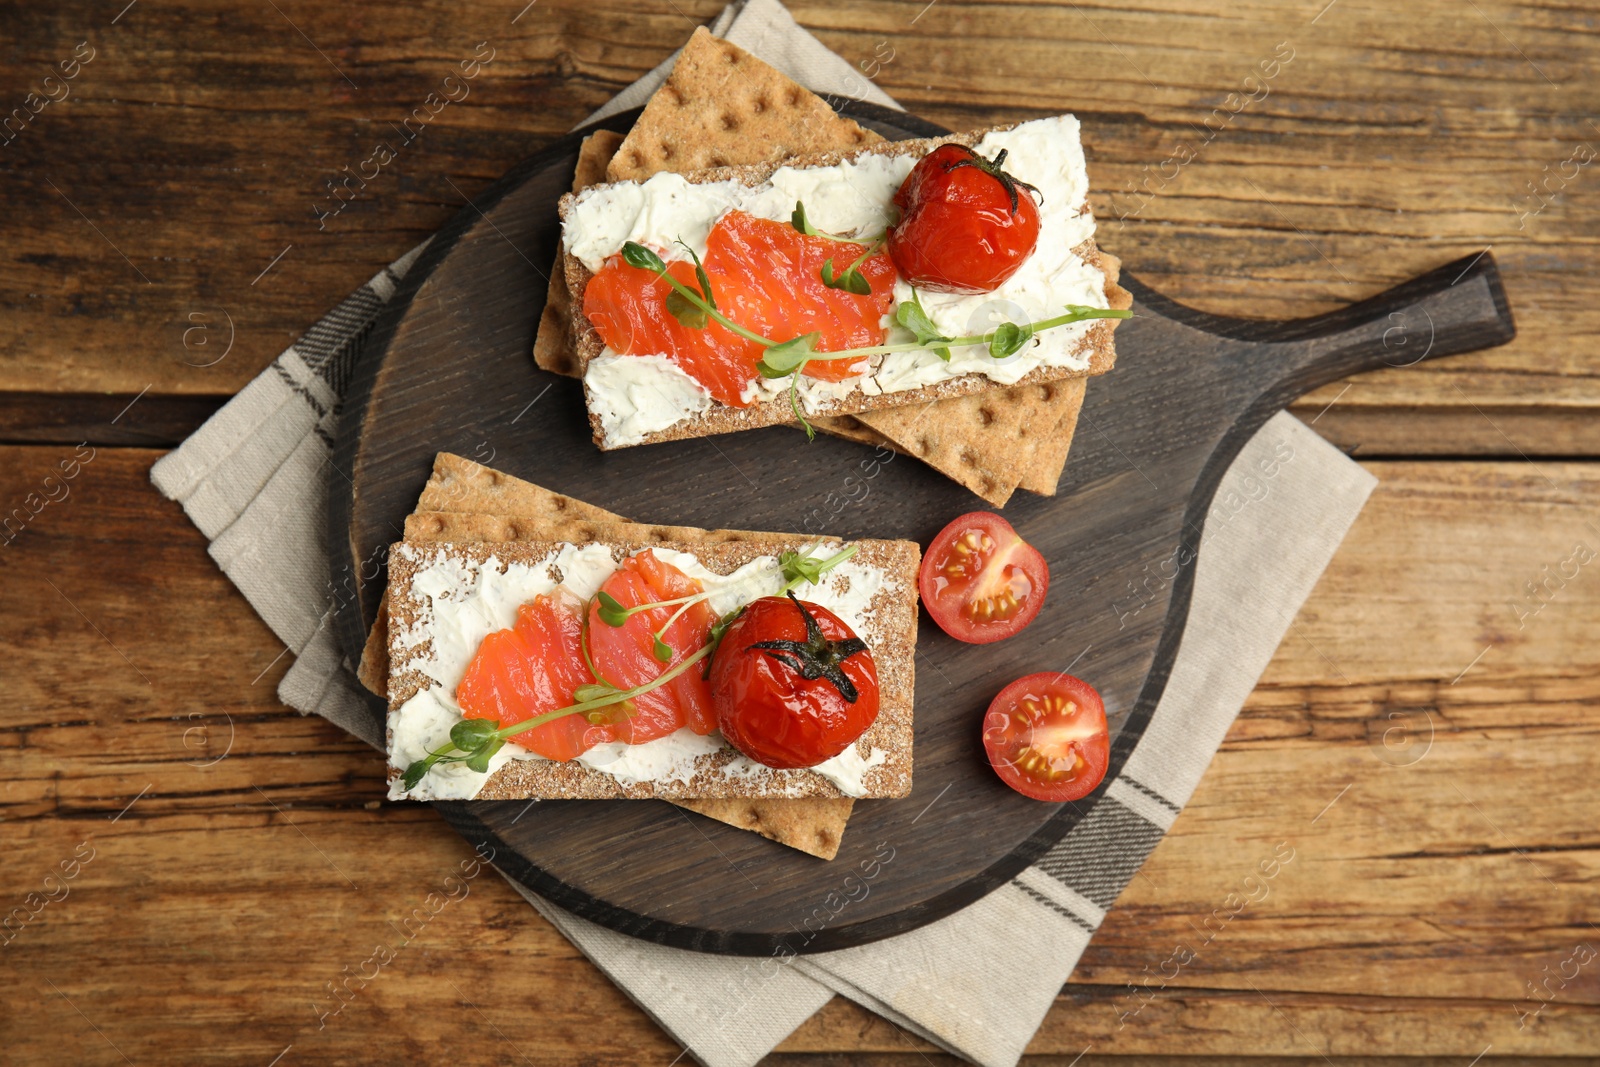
294, 285, 387, 385
273, 362, 328, 420
1009, 879, 1096, 932
1120, 774, 1182, 814
1033, 798, 1166, 909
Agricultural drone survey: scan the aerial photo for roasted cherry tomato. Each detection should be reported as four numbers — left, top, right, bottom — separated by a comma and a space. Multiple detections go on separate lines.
919, 511, 1049, 644
887, 143, 1042, 294
709, 593, 880, 769
982, 673, 1109, 802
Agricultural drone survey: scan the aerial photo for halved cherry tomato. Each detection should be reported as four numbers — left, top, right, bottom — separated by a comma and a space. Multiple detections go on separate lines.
709, 593, 880, 769
982, 673, 1109, 802
919, 511, 1048, 644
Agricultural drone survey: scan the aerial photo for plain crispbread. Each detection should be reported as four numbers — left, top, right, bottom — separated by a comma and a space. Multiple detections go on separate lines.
359, 453, 864, 859
386, 534, 918, 801
1016, 377, 1090, 495
402, 510, 794, 547
559, 126, 1127, 451
605, 27, 880, 183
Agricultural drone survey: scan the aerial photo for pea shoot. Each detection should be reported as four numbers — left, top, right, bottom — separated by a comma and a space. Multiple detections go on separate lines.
618, 225, 1131, 440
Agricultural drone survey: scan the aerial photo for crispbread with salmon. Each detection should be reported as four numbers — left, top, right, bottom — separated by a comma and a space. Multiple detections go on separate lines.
362, 453, 864, 858
558, 123, 1129, 451
531, 29, 1109, 503
386, 535, 918, 801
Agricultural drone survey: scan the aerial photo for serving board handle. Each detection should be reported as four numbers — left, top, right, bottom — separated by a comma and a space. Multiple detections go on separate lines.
1123, 249, 1515, 414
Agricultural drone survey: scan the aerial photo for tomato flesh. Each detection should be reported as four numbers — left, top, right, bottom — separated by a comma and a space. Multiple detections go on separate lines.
982, 673, 1109, 802
919, 511, 1049, 644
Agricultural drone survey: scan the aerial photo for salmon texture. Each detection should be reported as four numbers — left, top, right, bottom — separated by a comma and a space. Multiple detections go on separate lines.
586, 550, 718, 741
454, 552, 718, 760
583, 211, 896, 406
455, 589, 612, 761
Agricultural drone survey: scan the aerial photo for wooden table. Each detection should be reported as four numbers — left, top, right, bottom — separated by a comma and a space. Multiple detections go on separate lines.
3, 1, 1596, 1062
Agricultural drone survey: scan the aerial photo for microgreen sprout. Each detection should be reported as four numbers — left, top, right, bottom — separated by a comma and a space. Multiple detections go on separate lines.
791, 200, 886, 294
617, 243, 1131, 442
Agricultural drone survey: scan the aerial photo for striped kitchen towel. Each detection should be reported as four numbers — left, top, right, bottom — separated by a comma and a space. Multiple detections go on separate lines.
151, 1, 1377, 1064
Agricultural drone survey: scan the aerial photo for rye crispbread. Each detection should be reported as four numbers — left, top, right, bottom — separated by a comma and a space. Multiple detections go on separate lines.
534, 130, 627, 380
559, 126, 1127, 451
359, 452, 864, 858
386, 534, 918, 801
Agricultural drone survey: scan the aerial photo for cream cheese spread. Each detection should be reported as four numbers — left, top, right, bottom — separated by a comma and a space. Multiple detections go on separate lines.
388, 542, 895, 800
564, 115, 1106, 446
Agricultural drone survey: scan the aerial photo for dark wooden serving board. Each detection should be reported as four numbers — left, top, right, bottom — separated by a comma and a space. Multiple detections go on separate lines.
328, 102, 1514, 956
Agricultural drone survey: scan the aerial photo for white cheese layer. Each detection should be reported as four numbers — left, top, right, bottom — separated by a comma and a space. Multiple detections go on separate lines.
387, 542, 894, 800
566, 115, 1106, 446
585, 352, 711, 446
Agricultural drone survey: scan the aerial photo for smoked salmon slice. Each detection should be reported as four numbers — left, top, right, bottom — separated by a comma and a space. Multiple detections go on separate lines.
586, 550, 719, 741
456, 589, 614, 762
582, 211, 897, 407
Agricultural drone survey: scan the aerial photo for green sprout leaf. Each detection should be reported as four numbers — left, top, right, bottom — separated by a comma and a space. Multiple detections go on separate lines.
652, 636, 673, 663
621, 241, 665, 273
895, 290, 953, 361
684, 244, 716, 310
779, 550, 825, 587
791, 201, 819, 236
757, 332, 820, 378
664, 289, 709, 329
450, 718, 499, 750
464, 738, 504, 774
754, 334, 824, 438
789, 372, 815, 441
401, 759, 430, 790
988, 321, 1034, 359
654, 241, 717, 328
1063, 303, 1133, 322
694, 262, 716, 309
821, 259, 873, 295
595, 591, 630, 627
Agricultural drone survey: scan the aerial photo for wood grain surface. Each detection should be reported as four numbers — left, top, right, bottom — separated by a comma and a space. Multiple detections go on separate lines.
2, 0, 1598, 1061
